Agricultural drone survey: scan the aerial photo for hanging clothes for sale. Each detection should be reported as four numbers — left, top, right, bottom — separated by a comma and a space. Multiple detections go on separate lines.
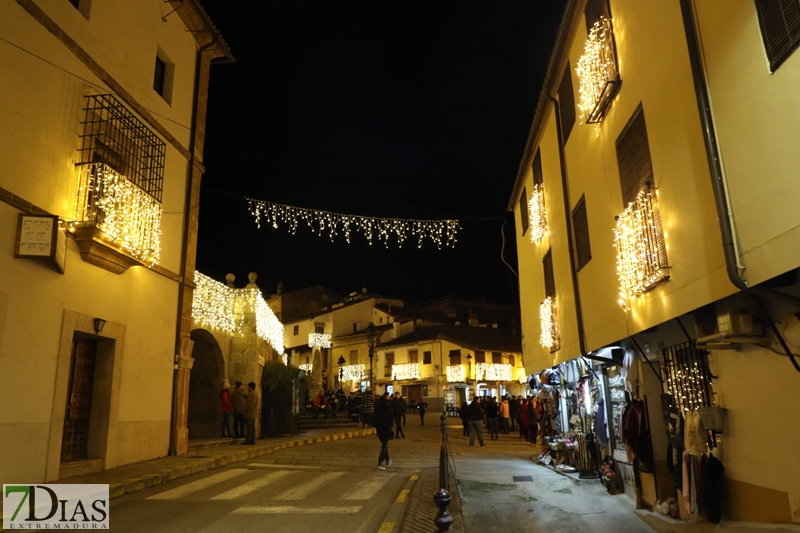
702, 454, 724, 524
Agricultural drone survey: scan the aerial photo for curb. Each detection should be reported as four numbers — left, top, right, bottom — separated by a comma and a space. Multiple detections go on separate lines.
378, 469, 422, 533
105, 428, 376, 499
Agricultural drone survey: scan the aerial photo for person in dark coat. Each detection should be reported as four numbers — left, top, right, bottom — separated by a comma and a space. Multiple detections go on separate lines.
373, 394, 394, 470
393, 392, 407, 438
417, 400, 428, 426
459, 402, 469, 438
231, 381, 246, 438
485, 397, 500, 440
467, 397, 486, 447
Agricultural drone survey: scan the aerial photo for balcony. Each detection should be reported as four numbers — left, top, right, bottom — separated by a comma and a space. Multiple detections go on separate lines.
339, 364, 366, 382
308, 333, 332, 348
576, 17, 621, 124
446, 364, 465, 383
528, 183, 548, 244
392, 363, 420, 381
475, 363, 513, 382
614, 186, 670, 309
539, 296, 560, 351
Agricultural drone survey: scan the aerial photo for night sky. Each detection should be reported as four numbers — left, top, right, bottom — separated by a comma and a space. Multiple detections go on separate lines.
196, 0, 566, 304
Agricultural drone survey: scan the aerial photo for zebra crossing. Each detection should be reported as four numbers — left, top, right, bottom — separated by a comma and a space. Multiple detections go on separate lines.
142, 463, 400, 516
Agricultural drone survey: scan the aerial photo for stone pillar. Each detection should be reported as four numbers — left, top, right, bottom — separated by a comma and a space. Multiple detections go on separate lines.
171, 337, 194, 455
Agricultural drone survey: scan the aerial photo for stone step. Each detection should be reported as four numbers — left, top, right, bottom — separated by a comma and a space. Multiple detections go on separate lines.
296, 417, 362, 432
187, 437, 244, 452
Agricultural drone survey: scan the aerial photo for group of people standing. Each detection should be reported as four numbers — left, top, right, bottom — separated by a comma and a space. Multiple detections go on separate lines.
219, 380, 259, 444
459, 395, 542, 446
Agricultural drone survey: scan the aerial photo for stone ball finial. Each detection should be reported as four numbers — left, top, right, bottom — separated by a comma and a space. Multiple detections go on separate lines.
362, 287, 367, 294
248, 272, 258, 286
225, 273, 235, 286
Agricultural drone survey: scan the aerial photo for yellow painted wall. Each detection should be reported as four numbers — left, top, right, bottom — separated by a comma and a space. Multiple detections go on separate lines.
694, 0, 800, 286
0, 0, 199, 483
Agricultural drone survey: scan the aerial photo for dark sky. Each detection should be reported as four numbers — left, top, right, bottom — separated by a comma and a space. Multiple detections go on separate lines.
196, 0, 566, 304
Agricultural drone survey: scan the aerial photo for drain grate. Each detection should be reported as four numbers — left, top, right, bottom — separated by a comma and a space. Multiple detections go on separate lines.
513, 475, 533, 482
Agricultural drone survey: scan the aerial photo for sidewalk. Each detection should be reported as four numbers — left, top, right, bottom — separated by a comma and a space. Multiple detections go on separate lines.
60, 426, 375, 499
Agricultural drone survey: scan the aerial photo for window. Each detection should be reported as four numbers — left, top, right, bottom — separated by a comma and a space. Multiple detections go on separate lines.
409, 349, 418, 363
423, 351, 432, 365
474, 351, 486, 364
352, 323, 358, 333
532, 149, 543, 187
492, 352, 502, 364
509, 355, 516, 367
558, 62, 576, 143
543, 248, 555, 298
449, 349, 461, 366
519, 186, 529, 235
379, 317, 383, 324
349, 350, 358, 364
384, 352, 394, 377
293, 325, 299, 336
315, 325, 324, 334
69, 0, 91, 19
755, 0, 800, 72
616, 105, 653, 206
573, 195, 591, 271
152, 48, 175, 104
584, 0, 611, 32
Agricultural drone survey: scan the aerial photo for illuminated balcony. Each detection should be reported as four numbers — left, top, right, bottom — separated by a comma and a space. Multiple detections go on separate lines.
539, 296, 560, 351
576, 17, 621, 124
340, 364, 365, 382
308, 333, 332, 348
392, 363, 420, 381
446, 365, 465, 383
475, 363, 513, 382
528, 184, 548, 244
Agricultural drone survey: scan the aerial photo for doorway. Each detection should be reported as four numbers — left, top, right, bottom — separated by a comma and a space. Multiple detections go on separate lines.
61, 339, 97, 462
406, 384, 423, 404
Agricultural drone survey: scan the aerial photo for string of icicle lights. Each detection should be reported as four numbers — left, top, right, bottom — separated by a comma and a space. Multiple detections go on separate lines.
247, 199, 460, 249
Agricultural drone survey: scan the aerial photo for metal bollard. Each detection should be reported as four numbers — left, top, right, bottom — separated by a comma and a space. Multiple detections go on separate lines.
434, 413, 453, 532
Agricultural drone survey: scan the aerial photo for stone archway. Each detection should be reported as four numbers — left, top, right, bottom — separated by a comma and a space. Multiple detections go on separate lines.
188, 329, 225, 439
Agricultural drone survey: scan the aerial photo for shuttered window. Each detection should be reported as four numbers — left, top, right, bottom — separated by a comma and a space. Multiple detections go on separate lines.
492, 352, 502, 364
475, 351, 486, 363
449, 349, 461, 366
584, 0, 611, 32
558, 63, 576, 143
573, 195, 591, 271
616, 105, 653, 206
532, 149, 543, 186
423, 351, 432, 364
755, 0, 800, 72
543, 248, 556, 298
519, 186, 529, 235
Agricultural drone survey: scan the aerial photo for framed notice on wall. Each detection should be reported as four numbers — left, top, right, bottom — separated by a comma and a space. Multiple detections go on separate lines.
14, 214, 66, 273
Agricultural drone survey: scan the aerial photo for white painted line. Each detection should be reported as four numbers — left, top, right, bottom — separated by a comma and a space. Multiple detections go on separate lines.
247, 463, 321, 470
211, 470, 294, 500
147, 468, 250, 500
273, 471, 345, 500
341, 474, 395, 500
232, 505, 362, 514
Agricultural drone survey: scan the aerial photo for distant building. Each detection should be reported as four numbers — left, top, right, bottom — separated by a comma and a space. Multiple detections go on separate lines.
509, 0, 800, 522
0, 0, 232, 483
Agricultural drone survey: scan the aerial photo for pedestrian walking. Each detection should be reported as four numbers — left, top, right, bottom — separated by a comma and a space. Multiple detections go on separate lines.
220, 381, 233, 438
509, 396, 520, 433
374, 394, 394, 470
527, 397, 539, 445
467, 397, 486, 447
459, 401, 469, 438
418, 400, 428, 426
242, 382, 258, 445
393, 392, 407, 438
231, 381, 246, 438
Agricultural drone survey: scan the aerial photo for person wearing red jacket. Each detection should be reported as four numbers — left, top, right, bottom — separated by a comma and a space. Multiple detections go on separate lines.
220, 381, 233, 438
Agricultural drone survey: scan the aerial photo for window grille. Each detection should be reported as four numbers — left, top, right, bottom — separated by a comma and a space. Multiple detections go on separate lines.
755, 0, 800, 72
77, 94, 165, 202
661, 342, 713, 413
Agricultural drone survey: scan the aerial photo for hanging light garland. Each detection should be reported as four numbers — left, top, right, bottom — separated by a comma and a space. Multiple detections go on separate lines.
340, 364, 366, 382
576, 17, 620, 124
247, 199, 460, 249
539, 296, 559, 349
74, 163, 162, 264
528, 184, 548, 244
476, 363, 513, 382
308, 333, 332, 349
392, 363, 420, 381
614, 186, 670, 310
191, 271, 285, 355
299, 363, 313, 373
446, 365, 465, 383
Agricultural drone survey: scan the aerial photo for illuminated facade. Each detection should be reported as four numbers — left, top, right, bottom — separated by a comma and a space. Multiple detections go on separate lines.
509, 0, 800, 524
0, 0, 232, 483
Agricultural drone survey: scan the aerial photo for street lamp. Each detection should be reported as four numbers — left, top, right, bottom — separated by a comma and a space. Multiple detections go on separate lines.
337, 355, 346, 386
367, 322, 376, 391
466, 353, 472, 392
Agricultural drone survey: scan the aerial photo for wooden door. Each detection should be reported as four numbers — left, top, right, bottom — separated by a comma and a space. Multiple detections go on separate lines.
61, 339, 97, 462
407, 385, 422, 404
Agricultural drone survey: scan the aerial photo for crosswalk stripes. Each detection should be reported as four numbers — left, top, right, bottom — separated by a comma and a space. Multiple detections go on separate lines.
146, 468, 250, 500
341, 473, 395, 500
211, 470, 294, 500
273, 471, 345, 500
231, 506, 362, 515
